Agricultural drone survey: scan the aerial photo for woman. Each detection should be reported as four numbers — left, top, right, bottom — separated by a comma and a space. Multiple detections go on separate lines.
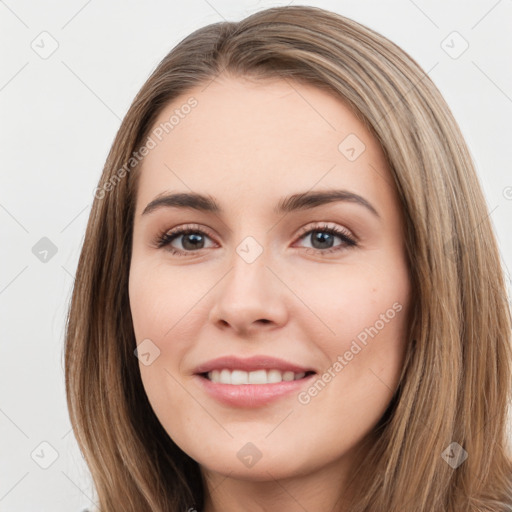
64, 5, 512, 511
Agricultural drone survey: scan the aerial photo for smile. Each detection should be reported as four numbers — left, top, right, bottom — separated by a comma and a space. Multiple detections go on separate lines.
195, 371, 316, 408
204, 369, 314, 384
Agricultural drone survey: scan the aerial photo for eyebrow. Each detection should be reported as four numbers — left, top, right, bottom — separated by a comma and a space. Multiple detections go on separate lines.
141, 189, 380, 218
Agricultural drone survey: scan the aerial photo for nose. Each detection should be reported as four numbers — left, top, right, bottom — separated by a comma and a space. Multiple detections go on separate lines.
208, 248, 289, 336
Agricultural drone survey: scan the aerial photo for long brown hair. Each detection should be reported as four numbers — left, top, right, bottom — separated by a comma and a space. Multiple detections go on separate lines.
64, 5, 512, 511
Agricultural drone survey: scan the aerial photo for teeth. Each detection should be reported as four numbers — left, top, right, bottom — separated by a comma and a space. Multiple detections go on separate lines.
231, 370, 248, 385
207, 369, 308, 385
249, 369, 267, 384
268, 369, 283, 383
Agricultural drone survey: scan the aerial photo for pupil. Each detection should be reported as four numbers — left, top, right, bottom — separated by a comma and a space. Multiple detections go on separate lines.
312, 231, 333, 249
183, 233, 204, 250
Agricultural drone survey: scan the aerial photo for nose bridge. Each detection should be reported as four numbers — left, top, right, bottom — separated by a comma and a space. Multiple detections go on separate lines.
225, 211, 272, 285
209, 232, 288, 331
225, 235, 273, 302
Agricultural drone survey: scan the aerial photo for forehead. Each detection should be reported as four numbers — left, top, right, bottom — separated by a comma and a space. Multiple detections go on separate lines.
134, 75, 395, 216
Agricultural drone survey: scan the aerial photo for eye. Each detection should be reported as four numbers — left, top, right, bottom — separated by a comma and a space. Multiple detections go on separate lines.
294, 223, 357, 255
154, 224, 217, 256
154, 222, 357, 257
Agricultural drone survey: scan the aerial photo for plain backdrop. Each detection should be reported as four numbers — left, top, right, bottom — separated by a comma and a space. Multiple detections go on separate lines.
1, 1, 511, 510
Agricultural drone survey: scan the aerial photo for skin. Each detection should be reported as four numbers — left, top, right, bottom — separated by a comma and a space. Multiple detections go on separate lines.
129, 74, 411, 512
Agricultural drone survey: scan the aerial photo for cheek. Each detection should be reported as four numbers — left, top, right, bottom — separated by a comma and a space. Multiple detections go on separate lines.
295, 259, 409, 337
128, 260, 214, 409
291, 267, 410, 445
129, 260, 204, 342
295, 259, 410, 387
129, 263, 199, 432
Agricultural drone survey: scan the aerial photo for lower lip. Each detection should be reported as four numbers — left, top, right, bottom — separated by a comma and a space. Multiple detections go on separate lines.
194, 373, 316, 408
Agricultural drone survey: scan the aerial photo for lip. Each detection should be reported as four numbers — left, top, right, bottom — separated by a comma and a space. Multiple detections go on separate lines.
192, 355, 316, 374
194, 372, 316, 408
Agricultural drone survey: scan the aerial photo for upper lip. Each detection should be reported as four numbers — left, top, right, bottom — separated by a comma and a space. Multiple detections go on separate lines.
193, 355, 316, 375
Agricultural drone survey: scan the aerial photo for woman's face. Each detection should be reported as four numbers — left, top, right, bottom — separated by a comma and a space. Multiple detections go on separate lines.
129, 75, 411, 485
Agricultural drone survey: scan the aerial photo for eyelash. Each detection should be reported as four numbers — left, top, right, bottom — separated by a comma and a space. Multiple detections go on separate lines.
154, 223, 357, 257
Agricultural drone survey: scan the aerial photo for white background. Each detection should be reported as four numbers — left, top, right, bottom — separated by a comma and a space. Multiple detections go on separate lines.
1, 1, 511, 510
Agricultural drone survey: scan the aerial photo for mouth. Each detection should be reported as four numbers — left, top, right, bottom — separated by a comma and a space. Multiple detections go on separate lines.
191, 355, 318, 407
193, 369, 317, 408
198, 369, 317, 385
